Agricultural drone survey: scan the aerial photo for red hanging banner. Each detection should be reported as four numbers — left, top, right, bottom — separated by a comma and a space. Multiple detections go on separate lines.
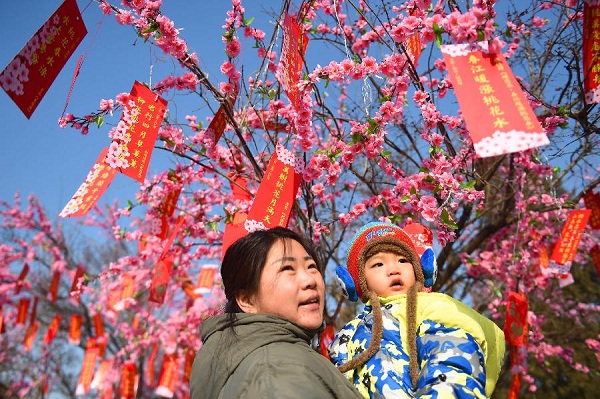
29, 297, 39, 325
42, 315, 62, 344
583, 1, 600, 104
59, 147, 117, 218
14, 263, 29, 295
23, 321, 40, 352
120, 361, 138, 399
155, 354, 179, 398
91, 358, 113, 392
146, 343, 159, 387
245, 145, 303, 231
583, 190, 600, 229
228, 172, 252, 201
76, 338, 99, 395
69, 265, 85, 302
149, 215, 185, 304
108, 81, 168, 183
194, 264, 218, 295
93, 313, 104, 338
278, 13, 309, 110
48, 270, 61, 302
221, 212, 249, 258
504, 292, 528, 347
405, 9, 422, 65
0, 0, 87, 118
69, 314, 82, 344
441, 42, 548, 158
590, 245, 600, 277
182, 348, 195, 385
550, 209, 591, 265
16, 297, 30, 325
206, 85, 238, 143
114, 272, 135, 311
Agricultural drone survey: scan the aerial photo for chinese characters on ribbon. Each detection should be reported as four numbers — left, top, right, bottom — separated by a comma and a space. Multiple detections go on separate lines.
441, 42, 549, 158
0, 0, 86, 118
583, 1, 600, 104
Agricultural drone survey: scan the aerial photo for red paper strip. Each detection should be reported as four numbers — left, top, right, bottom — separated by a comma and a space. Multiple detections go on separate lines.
319, 324, 335, 360
91, 358, 113, 391
591, 245, 600, 277
146, 343, 159, 387
114, 273, 135, 311
441, 42, 548, 158
246, 145, 303, 231
48, 270, 61, 302
584, 190, 600, 229
157, 183, 182, 239
69, 314, 82, 344
93, 313, 104, 338
29, 297, 39, 325
0, 306, 3, 334
228, 172, 252, 201
155, 354, 179, 398
76, 338, 99, 395
583, 2, 600, 104
149, 216, 185, 303
120, 362, 138, 399
59, 147, 117, 218
206, 86, 238, 143
23, 321, 40, 352
550, 209, 592, 265
278, 13, 309, 109
221, 212, 249, 258
43, 315, 62, 344
504, 291, 528, 347
16, 297, 30, 325
405, 9, 422, 65
14, 263, 29, 295
194, 264, 218, 295
0, 0, 87, 118
69, 265, 85, 302
108, 81, 167, 183
182, 348, 195, 384
149, 255, 174, 304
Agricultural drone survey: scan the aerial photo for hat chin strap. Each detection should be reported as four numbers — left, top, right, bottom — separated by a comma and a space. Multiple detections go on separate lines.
337, 290, 383, 373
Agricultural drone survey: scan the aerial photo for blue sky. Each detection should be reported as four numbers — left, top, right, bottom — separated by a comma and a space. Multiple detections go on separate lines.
0, 0, 279, 221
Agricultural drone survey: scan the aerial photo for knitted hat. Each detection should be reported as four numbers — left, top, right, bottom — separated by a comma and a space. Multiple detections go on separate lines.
335, 221, 437, 389
336, 221, 437, 302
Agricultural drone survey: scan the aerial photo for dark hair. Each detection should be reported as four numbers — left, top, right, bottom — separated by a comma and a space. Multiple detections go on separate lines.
221, 227, 323, 313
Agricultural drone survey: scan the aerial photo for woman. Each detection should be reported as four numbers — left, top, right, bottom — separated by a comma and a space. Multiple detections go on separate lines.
190, 227, 361, 399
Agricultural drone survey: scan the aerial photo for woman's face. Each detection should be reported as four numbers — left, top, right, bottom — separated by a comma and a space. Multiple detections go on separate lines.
238, 238, 325, 330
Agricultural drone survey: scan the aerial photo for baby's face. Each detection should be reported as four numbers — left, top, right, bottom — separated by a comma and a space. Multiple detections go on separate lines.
364, 251, 416, 297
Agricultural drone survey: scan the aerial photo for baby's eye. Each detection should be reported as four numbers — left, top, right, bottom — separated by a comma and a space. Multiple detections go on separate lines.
371, 262, 384, 268
398, 257, 408, 264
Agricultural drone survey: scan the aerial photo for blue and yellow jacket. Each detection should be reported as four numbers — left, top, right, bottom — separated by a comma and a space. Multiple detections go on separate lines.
328, 293, 506, 399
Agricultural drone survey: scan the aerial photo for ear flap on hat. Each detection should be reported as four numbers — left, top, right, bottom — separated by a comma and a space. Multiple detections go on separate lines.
420, 248, 437, 288
335, 265, 359, 302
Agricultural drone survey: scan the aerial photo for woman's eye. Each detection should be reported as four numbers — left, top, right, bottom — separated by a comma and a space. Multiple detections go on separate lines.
281, 265, 294, 271
308, 263, 318, 270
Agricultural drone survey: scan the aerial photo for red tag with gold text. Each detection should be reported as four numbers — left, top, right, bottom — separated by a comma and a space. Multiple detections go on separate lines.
504, 291, 528, 347
69, 314, 82, 344
0, 0, 87, 118
194, 264, 218, 295
156, 354, 179, 398
221, 212, 248, 258
76, 338, 99, 395
93, 313, 104, 338
43, 315, 62, 344
584, 190, 600, 229
550, 209, 591, 265
16, 297, 30, 325
278, 13, 309, 109
246, 145, 303, 231
149, 216, 185, 303
108, 81, 167, 183
59, 147, 117, 218
14, 263, 29, 295
229, 172, 252, 201
441, 42, 548, 158
120, 362, 138, 399
583, 1, 600, 104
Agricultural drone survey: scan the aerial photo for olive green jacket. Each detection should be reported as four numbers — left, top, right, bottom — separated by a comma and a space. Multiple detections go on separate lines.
190, 313, 362, 399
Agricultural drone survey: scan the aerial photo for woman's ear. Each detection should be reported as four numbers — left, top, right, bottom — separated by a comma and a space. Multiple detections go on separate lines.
235, 290, 257, 313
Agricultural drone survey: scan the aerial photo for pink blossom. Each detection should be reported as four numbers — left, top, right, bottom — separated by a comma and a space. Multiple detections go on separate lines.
225, 38, 241, 58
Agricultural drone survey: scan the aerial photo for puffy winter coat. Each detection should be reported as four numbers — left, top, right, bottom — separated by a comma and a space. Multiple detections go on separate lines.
190, 313, 362, 399
329, 293, 506, 399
